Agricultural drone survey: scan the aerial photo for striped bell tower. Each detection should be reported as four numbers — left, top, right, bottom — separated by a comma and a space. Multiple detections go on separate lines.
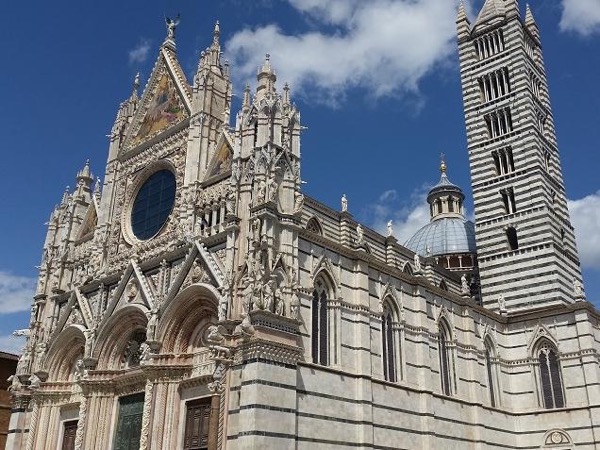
456, 0, 584, 312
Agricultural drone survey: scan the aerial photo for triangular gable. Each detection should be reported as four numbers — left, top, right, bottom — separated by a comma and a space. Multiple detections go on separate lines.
101, 262, 152, 323
205, 132, 234, 180
49, 292, 88, 343
123, 47, 192, 151
77, 203, 98, 241
163, 241, 226, 307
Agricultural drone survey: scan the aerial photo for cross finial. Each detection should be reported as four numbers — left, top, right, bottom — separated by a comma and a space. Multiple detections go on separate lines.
440, 153, 447, 174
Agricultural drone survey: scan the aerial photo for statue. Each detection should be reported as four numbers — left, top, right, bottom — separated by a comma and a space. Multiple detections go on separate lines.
263, 280, 275, 311
461, 274, 469, 295
218, 294, 228, 321
268, 175, 278, 202
387, 220, 393, 237
293, 191, 304, 214
225, 190, 236, 215
413, 253, 421, 272
356, 224, 364, 244
83, 327, 95, 358
242, 277, 254, 315
289, 292, 300, 320
7, 375, 21, 392
139, 343, 152, 366
341, 194, 348, 212
498, 294, 507, 313
251, 218, 261, 246
74, 359, 86, 381
274, 288, 284, 316
146, 308, 158, 342
165, 14, 180, 40
256, 180, 267, 203
29, 374, 41, 389
573, 278, 585, 299
17, 348, 31, 374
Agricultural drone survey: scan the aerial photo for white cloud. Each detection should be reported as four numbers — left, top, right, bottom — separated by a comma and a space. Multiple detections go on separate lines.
569, 192, 600, 269
367, 186, 431, 245
129, 39, 152, 65
0, 271, 35, 314
225, 0, 461, 103
0, 334, 25, 355
560, 0, 600, 36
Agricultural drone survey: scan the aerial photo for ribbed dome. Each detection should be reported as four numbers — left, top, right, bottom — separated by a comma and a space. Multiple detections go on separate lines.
405, 218, 476, 257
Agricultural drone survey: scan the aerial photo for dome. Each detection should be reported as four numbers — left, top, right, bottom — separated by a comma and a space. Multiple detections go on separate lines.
405, 217, 476, 257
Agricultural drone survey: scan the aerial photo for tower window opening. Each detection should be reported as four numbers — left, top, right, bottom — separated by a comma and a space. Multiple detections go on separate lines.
448, 196, 454, 213
485, 109, 513, 139
495, 147, 515, 175
501, 189, 517, 215
506, 226, 519, 250
544, 151, 551, 172
474, 30, 504, 60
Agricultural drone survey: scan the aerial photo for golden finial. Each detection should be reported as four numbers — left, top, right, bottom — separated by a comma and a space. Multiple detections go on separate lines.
440, 153, 447, 174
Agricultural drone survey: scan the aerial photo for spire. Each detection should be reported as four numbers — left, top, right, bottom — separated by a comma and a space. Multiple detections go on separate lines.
525, 4, 540, 42
474, 0, 506, 27
131, 72, 140, 100
196, 21, 223, 76
163, 14, 180, 51
256, 54, 277, 101
77, 160, 93, 184
61, 186, 70, 205
213, 20, 220, 46
282, 82, 291, 107
75, 160, 93, 196
242, 84, 251, 110
456, 0, 471, 38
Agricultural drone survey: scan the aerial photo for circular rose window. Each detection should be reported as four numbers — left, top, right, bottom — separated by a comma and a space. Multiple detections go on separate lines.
130, 169, 176, 240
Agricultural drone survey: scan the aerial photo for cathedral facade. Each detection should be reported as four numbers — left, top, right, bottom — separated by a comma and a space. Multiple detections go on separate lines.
7, 1, 600, 449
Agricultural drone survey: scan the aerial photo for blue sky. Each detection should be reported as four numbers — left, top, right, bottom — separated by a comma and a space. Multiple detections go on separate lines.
1, 0, 599, 353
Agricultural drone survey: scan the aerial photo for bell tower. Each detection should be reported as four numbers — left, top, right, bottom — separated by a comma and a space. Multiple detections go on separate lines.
457, 1, 584, 312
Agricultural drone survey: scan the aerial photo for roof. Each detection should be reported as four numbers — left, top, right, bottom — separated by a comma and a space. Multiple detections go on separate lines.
404, 217, 476, 257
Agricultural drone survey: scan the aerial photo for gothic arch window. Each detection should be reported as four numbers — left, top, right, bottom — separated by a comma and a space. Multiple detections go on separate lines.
306, 217, 323, 235
381, 301, 398, 382
484, 337, 499, 407
403, 263, 413, 276
536, 341, 565, 409
312, 277, 330, 366
438, 318, 453, 396
439, 280, 448, 291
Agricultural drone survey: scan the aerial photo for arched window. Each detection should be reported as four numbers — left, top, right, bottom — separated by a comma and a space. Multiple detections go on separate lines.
381, 303, 397, 382
312, 278, 329, 366
438, 319, 452, 396
306, 217, 323, 235
403, 263, 413, 276
439, 280, 448, 291
538, 342, 564, 409
484, 338, 498, 407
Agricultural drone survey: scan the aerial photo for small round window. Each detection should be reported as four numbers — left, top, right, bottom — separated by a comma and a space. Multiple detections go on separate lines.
131, 169, 176, 240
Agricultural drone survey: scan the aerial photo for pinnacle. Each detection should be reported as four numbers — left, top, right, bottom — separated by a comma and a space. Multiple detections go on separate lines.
457, 0, 469, 22
213, 20, 220, 45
